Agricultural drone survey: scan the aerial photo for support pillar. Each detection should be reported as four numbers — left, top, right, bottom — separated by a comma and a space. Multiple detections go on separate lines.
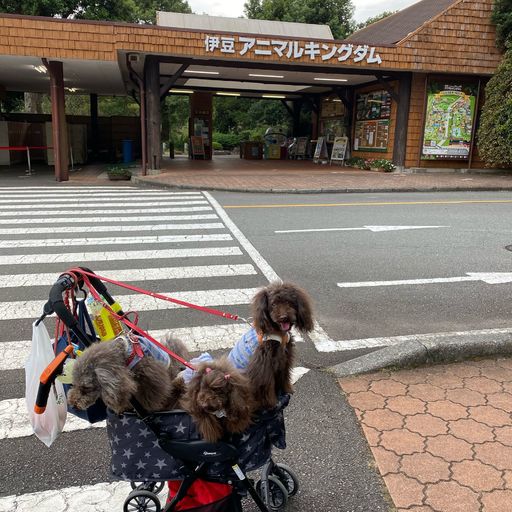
145, 56, 161, 171
392, 72, 412, 170
48, 60, 69, 181
292, 100, 303, 136
90, 93, 99, 160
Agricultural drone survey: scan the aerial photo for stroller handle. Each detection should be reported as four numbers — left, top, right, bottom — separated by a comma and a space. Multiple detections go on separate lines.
35, 267, 117, 414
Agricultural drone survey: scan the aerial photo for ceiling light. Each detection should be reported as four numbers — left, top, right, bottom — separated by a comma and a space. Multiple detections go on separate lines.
249, 74, 284, 79
33, 65, 47, 74
332, 99, 342, 102
314, 77, 348, 82
217, 92, 240, 97
262, 94, 286, 99
169, 89, 194, 94
65, 87, 78, 92
184, 70, 220, 75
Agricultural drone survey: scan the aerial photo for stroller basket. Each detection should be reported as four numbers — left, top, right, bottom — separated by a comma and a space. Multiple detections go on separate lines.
107, 394, 290, 482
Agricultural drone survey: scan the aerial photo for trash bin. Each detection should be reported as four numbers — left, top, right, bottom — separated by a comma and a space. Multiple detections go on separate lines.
122, 139, 133, 164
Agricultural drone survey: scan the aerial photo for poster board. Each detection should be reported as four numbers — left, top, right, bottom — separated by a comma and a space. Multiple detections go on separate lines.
190, 136, 205, 159
267, 144, 281, 159
295, 137, 308, 158
313, 136, 328, 163
353, 90, 391, 152
330, 136, 348, 165
421, 82, 477, 160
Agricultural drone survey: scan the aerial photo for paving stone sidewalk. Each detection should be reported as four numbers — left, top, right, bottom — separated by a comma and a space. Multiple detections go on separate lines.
339, 358, 512, 512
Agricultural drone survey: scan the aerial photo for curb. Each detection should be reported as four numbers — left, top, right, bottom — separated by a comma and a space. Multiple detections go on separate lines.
328, 331, 512, 377
131, 176, 512, 194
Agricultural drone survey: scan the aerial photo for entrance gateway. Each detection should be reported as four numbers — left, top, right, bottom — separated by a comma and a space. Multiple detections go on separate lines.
0, 0, 503, 181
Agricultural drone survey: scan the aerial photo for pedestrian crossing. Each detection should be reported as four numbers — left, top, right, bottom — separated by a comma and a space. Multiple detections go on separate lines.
0, 185, 311, 511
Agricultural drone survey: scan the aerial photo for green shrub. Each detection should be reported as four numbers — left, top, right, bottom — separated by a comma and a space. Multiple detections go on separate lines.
372, 159, 395, 172
212, 141, 223, 150
477, 49, 512, 168
213, 132, 242, 150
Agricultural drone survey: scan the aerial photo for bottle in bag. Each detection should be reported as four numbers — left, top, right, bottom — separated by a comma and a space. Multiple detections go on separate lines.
86, 296, 124, 341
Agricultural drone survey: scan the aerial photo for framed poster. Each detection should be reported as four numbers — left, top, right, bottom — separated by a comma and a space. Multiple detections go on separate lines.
353, 90, 391, 152
421, 82, 477, 160
295, 137, 308, 157
190, 136, 205, 158
330, 136, 349, 164
313, 137, 328, 162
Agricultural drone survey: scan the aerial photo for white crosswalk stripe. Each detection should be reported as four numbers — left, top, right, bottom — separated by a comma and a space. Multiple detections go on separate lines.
0, 185, 310, 510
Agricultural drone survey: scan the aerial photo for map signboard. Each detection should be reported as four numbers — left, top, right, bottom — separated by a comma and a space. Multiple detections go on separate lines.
422, 82, 477, 159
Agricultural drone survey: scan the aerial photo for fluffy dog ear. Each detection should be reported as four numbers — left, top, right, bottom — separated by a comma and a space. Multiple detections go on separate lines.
294, 287, 314, 333
95, 366, 137, 414
225, 373, 253, 433
252, 288, 273, 332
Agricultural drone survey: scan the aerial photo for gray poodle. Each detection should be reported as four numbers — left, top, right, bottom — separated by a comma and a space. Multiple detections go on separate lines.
68, 335, 190, 415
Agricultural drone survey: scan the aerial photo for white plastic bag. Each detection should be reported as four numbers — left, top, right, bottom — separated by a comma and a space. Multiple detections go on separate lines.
25, 321, 67, 447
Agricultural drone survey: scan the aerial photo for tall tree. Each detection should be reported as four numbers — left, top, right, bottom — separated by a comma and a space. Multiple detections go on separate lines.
244, 0, 355, 39
477, 49, 512, 167
491, 0, 512, 50
355, 10, 397, 31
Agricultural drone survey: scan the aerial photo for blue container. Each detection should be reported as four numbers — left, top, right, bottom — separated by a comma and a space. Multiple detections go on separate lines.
122, 139, 133, 163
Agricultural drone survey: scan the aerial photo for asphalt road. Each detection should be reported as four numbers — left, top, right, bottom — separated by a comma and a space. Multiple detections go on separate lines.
214, 190, 512, 355
3, 185, 512, 512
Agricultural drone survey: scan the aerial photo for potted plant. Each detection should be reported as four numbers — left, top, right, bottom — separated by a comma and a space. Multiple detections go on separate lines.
372, 159, 395, 172
106, 164, 132, 181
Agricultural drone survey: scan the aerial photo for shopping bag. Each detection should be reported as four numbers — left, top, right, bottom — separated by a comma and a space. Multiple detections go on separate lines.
25, 321, 67, 447
55, 300, 107, 423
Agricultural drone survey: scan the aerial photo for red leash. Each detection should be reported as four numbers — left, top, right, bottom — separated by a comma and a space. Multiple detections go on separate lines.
66, 267, 244, 322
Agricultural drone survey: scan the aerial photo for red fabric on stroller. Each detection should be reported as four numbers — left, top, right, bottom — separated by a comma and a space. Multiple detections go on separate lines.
167, 479, 234, 511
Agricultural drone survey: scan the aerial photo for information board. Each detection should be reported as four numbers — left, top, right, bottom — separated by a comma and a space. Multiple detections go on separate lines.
190, 136, 205, 158
421, 82, 477, 160
353, 90, 391, 152
330, 136, 349, 164
295, 137, 308, 158
313, 137, 328, 162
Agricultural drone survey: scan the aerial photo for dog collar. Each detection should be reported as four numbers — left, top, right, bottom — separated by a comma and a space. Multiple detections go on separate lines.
257, 331, 291, 346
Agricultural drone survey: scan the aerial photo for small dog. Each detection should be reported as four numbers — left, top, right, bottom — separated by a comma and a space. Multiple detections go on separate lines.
245, 281, 314, 410
68, 335, 189, 415
180, 357, 254, 443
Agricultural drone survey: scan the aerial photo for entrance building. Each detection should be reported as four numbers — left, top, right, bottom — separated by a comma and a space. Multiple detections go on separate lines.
0, 0, 503, 181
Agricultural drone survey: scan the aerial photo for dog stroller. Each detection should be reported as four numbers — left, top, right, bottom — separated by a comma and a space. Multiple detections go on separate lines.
34, 267, 299, 511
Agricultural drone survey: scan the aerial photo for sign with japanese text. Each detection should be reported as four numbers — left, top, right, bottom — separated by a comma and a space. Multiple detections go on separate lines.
330, 136, 348, 163
204, 35, 382, 65
422, 82, 477, 160
354, 90, 391, 152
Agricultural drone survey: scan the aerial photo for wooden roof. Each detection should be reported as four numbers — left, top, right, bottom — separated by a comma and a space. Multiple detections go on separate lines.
347, 0, 459, 44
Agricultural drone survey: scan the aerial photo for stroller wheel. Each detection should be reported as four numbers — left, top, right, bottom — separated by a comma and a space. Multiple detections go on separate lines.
130, 481, 165, 494
272, 463, 299, 497
256, 475, 288, 511
124, 490, 162, 512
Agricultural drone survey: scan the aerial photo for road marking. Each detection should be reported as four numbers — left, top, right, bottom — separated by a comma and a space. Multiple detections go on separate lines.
204, 191, 331, 349
276, 225, 447, 234
0, 287, 259, 320
0, 200, 208, 210
337, 272, 512, 288
314, 327, 512, 351
224, 199, 512, 209
0, 264, 256, 288
0, 191, 201, 198
0, 206, 213, 217
0, 481, 133, 512
0, 222, 225, 235
0, 193, 202, 203
0, 233, 233, 249
0, 214, 218, 225
0, 246, 242, 266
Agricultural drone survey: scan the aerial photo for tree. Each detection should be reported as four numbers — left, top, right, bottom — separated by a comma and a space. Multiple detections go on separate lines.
355, 10, 397, 31
491, 0, 512, 50
244, 0, 355, 39
477, 49, 512, 167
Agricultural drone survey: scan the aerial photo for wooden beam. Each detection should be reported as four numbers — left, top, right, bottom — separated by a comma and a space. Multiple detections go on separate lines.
145, 55, 161, 171
281, 100, 294, 117
160, 63, 188, 99
392, 72, 412, 169
375, 73, 400, 103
